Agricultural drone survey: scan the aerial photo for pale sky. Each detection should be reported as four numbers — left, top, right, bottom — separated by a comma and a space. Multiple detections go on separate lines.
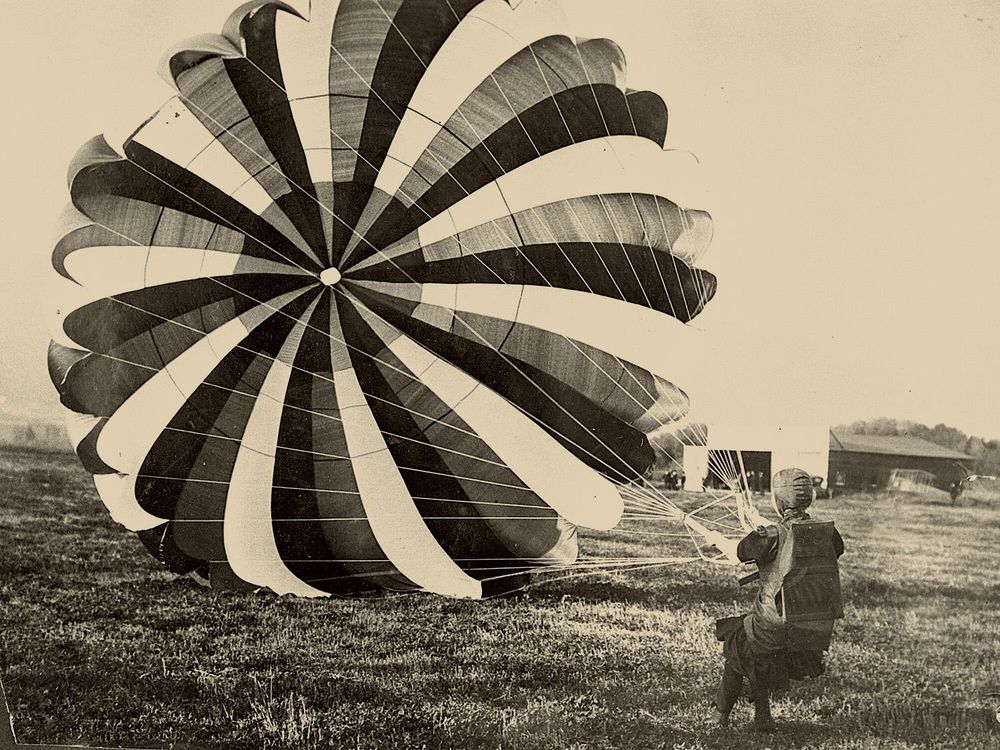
2, 1, 998, 436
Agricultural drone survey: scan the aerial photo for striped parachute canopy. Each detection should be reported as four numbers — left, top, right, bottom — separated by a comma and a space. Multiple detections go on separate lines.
48, 0, 717, 598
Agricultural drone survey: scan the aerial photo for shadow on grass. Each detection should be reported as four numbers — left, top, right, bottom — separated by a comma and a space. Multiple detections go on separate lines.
529, 575, 735, 607
698, 720, 833, 750
839, 702, 1000, 749
845, 574, 1000, 608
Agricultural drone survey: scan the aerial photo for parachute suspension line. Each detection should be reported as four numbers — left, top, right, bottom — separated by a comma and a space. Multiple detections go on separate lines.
154, 513, 573, 524
604, 527, 698, 538
219, 27, 708, 525
735, 449, 767, 529
72, 279, 556, 478
712, 450, 740, 491
269, 555, 689, 567
321, 7, 706, 512
619, 487, 682, 519
684, 490, 748, 529
619, 489, 673, 515
79, 200, 704, 508
80, 346, 544, 480
122, 160, 324, 282
150, 21, 739, 572
685, 491, 734, 518
331, 286, 691, 509
478, 558, 703, 598
620, 482, 680, 510
296, 556, 702, 592
80, 172, 673, 518
459, 560, 684, 575
691, 511, 743, 532
138, 469, 557, 499
462, 51, 719, 508
478, 556, 696, 574
735, 450, 752, 529
167, 75, 730, 569
623, 483, 686, 514
703, 456, 754, 533
696, 446, 742, 492
618, 484, 668, 509
226, 14, 698, 470
192, 40, 699, 509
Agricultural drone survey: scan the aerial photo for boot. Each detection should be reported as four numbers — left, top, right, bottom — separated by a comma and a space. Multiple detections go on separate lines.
753, 692, 776, 732
708, 709, 729, 727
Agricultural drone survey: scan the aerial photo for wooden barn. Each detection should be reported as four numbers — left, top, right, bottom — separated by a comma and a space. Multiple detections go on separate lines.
828, 431, 972, 493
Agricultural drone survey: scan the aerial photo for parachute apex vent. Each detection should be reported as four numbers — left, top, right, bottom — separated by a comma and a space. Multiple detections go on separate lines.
320, 268, 342, 286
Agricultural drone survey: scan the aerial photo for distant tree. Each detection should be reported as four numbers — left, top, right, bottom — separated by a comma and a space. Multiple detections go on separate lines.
974, 441, 1000, 476
839, 417, 905, 436
652, 432, 683, 467
965, 436, 987, 458
835, 417, 902, 436
928, 423, 968, 453
650, 423, 707, 469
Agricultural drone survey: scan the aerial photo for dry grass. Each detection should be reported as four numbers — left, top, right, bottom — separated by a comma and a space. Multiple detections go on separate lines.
958, 478, 1000, 505
1, 449, 998, 749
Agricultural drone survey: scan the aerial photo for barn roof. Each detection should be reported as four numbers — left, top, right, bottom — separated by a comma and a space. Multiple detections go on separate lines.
829, 431, 972, 460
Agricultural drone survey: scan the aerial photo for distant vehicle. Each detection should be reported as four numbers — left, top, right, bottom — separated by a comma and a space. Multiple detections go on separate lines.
812, 475, 830, 500
952, 474, 1000, 505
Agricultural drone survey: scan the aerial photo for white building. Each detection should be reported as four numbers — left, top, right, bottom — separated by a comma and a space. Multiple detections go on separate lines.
682, 422, 830, 492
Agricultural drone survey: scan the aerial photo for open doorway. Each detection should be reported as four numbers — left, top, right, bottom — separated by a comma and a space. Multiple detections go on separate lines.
704, 450, 772, 492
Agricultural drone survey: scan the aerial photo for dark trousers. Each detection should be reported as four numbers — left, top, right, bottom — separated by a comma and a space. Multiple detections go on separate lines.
716, 663, 743, 713
716, 663, 771, 718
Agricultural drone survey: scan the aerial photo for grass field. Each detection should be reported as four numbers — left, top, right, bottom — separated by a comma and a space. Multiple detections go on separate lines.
1, 448, 998, 749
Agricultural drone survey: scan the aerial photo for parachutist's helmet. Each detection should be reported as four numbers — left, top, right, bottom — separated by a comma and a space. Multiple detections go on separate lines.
771, 468, 815, 515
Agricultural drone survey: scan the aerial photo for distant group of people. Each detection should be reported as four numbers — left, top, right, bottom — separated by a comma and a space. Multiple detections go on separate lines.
663, 469, 686, 491
701, 470, 771, 493
743, 470, 770, 494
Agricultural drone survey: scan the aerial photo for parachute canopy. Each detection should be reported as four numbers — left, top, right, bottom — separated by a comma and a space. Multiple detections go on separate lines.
49, 0, 717, 598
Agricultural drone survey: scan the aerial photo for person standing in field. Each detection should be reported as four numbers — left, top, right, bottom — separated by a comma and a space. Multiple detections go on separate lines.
709, 468, 845, 732
665, 469, 678, 491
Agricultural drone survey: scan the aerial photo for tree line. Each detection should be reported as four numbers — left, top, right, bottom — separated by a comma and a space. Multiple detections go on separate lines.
834, 418, 1000, 476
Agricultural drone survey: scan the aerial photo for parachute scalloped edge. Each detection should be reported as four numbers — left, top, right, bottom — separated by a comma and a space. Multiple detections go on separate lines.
577, 37, 629, 91
158, 34, 244, 87
221, 1, 305, 48
66, 135, 120, 192
52, 204, 95, 281
46, 340, 87, 392
159, 3, 306, 87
